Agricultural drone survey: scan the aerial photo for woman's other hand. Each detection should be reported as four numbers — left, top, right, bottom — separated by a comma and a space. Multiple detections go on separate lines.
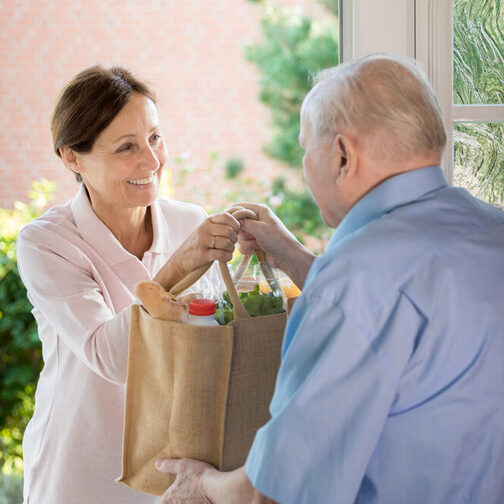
154, 213, 240, 291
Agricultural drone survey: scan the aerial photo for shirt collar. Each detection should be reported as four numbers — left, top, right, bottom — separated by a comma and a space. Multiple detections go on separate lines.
327, 165, 447, 251
149, 197, 170, 254
70, 184, 170, 266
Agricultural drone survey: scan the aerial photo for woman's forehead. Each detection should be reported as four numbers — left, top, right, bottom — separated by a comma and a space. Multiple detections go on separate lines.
100, 94, 159, 141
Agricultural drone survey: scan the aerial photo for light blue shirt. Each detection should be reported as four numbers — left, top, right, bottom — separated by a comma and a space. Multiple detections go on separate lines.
245, 166, 504, 504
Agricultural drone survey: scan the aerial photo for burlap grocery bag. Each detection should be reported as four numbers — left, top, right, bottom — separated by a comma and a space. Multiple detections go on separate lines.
117, 261, 288, 496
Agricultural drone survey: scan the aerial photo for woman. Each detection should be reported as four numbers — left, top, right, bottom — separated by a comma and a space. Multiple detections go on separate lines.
16, 65, 240, 504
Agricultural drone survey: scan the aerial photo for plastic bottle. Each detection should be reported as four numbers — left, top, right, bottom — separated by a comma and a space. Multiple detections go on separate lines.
187, 299, 220, 326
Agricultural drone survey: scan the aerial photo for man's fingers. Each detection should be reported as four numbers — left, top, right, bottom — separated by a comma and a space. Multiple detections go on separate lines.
233, 201, 265, 211
237, 239, 258, 256
239, 229, 256, 241
240, 218, 263, 236
231, 202, 270, 219
156, 457, 216, 476
156, 458, 184, 474
209, 212, 240, 233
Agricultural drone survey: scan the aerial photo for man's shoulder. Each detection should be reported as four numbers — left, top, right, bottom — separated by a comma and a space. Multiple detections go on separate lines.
307, 187, 504, 316
308, 221, 433, 320
339, 185, 504, 262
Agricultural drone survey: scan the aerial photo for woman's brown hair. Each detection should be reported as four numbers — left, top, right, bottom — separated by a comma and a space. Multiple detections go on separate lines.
51, 65, 156, 182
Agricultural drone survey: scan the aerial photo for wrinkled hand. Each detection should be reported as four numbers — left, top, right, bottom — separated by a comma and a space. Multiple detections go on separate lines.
230, 202, 298, 269
176, 213, 240, 274
230, 202, 315, 289
156, 458, 215, 504
157, 459, 272, 504
155, 213, 240, 290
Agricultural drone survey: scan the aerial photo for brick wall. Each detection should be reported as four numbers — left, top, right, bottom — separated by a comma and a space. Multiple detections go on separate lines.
0, 0, 331, 210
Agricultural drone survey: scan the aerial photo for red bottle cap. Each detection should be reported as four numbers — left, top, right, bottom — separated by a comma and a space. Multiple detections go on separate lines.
188, 299, 216, 316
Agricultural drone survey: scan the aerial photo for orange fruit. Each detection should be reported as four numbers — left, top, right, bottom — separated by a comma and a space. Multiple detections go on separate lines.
259, 279, 301, 298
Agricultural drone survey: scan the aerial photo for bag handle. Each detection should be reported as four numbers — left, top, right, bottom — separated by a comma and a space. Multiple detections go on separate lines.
168, 207, 282, 321
226, 206, 282, 295
167, 259, 249, 320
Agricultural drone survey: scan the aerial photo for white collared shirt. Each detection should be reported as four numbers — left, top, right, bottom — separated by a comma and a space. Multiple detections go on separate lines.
17, 185, 212, 504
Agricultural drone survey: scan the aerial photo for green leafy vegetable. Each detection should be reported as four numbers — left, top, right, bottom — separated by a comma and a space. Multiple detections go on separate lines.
215, 284, 285, 325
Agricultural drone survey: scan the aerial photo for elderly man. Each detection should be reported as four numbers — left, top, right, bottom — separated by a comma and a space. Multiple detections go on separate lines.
156, 54, 504, 503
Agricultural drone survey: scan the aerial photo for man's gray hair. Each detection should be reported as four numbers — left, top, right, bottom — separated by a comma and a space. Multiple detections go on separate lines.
304, 54, 447, 161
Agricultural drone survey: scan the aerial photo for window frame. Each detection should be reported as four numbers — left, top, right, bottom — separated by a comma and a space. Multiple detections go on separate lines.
338, 0, 353, 64
416, 0, 504, 184
340, 0, 504, 185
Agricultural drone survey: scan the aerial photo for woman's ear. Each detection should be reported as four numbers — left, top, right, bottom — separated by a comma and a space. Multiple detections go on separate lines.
59, 147, 83, 177
332, 134, 357, 183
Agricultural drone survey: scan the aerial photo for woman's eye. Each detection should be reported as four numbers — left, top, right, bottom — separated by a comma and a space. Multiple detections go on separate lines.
117, 143, 134, 153
150, 133, 162, 142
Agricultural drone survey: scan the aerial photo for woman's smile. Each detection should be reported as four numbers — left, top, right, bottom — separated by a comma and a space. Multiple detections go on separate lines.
127, 168, 160, 185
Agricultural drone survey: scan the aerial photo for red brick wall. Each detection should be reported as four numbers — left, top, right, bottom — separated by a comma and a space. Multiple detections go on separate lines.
0, 0, 332, 210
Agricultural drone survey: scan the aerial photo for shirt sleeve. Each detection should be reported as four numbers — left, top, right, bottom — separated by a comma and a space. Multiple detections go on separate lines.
17, 224, 131, 385
245, 290, 425, 504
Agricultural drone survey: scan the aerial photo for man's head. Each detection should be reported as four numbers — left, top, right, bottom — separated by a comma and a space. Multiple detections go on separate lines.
299, 54, 447, 227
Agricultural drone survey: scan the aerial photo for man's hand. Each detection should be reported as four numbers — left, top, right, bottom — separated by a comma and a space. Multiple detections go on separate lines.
231, 202, 316, 289
156, 458, 215, 504
156, 459, 276, 504
231, 203, 295, 266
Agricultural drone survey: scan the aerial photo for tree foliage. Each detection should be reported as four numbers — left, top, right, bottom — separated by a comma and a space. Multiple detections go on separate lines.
453, 0, 504, 105
245, 0, 338, 243
0, 180, 56, 473
245, 0, 339, 168
453, 0, 504, 204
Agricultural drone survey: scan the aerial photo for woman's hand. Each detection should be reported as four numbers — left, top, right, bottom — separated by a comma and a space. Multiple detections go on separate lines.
231, 202, 315, 289
154, 213, 240, 291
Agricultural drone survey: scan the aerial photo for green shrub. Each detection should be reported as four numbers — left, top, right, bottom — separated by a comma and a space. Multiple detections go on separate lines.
0, 472, 23, 504
268, 177, 328, 242
245, 0, 338, 245
224, 157, 245, 179
245, 1, 339, 168
0, 180, 56, 474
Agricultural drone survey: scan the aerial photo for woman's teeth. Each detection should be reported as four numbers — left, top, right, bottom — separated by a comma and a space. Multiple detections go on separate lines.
127, 176, 153, 185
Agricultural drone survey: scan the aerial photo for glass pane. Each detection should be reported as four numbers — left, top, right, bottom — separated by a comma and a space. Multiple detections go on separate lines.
453, 0, 504, 105
453, 122, 504, 205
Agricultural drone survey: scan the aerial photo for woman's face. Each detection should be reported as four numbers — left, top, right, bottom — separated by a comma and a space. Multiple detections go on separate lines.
75, 92, 168, 212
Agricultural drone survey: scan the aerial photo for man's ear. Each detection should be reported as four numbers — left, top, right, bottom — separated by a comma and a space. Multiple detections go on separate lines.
59, 146, 83, 177
332, 134, 356, 183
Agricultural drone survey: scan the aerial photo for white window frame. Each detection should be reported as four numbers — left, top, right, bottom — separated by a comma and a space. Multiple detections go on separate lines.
416, 0, 504, 183
338, 0, 353, 64
339, 0, 504, 184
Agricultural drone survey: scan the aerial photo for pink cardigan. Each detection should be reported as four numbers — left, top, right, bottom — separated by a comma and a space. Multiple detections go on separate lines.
17, 185, 209, 504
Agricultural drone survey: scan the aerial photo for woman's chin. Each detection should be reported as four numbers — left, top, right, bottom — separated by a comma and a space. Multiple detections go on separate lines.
126, 181, 159, 205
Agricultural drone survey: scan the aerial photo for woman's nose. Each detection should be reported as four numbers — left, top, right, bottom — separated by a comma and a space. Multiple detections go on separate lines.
142, 144, 160, 172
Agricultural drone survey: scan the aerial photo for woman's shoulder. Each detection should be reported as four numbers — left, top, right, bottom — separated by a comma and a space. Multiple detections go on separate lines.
17, 202, 77, 254
19, 201, 76, 242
